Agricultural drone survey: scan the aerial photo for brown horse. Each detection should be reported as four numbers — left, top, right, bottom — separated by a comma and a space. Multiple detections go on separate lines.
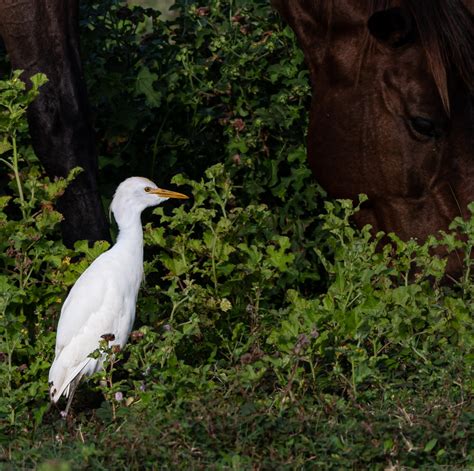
273, 0, 474, 273
0, 0, 109, 246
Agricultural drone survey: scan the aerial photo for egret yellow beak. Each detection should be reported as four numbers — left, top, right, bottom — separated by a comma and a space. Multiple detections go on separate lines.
149, 188, 189, 199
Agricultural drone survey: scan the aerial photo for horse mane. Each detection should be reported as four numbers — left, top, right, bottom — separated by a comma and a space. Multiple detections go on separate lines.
368, 0, 474, 115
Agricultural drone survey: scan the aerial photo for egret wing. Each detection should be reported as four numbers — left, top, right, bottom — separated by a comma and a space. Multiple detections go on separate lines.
54, 253, 123, 355
49, 254, 127, 401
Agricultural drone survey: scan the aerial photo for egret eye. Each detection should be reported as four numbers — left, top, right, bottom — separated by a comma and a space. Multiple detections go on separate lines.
144, 186, 152, 193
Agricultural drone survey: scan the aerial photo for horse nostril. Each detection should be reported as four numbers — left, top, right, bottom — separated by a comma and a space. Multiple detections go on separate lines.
409, 116, 439, 138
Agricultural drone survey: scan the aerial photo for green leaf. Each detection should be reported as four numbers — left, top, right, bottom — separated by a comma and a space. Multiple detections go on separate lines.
424, 438, 438, 452
0, 140, 12, 155
135, 66, 161, 108
29, 73, 48, 91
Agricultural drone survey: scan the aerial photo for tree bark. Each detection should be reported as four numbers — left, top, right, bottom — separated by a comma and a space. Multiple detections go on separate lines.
0, 0, 110, 246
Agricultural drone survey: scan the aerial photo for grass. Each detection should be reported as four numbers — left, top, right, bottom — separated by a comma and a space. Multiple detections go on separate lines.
5, 377, 472, 469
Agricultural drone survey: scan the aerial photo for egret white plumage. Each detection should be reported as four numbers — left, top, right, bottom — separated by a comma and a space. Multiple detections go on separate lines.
48, 177, 188, 413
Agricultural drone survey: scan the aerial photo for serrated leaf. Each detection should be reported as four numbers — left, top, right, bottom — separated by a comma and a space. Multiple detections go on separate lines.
135, 66, 161, 108
29, 73, 48, 91
0, 140, 12, 155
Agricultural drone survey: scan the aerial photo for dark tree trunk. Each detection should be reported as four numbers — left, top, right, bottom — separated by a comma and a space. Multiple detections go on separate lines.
0, 0, 110, 246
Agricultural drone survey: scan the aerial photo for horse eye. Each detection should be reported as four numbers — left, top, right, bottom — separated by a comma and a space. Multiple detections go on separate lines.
144, 187, 152, 192
410, 117, 438, 138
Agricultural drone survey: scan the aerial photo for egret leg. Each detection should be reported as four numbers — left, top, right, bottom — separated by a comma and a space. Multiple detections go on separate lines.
64, 374, 82, 416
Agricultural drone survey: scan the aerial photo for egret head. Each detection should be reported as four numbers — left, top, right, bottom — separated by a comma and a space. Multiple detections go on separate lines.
110, 177, 188, 226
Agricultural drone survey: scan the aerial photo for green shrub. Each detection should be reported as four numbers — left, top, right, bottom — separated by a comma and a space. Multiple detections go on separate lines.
0, 72, 109, 438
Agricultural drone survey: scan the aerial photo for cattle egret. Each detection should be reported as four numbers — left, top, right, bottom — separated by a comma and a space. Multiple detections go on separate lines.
48, 177, 188, 413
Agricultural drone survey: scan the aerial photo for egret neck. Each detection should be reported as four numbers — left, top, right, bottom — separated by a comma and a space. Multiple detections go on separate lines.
113, 212, 145, 286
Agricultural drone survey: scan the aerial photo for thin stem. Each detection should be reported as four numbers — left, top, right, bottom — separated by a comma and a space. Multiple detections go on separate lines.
109, 358, 116, 421
210, 225, 218, 293
169, 294, 190, 323
11, 133, 26, 219
0, 158, 15, 171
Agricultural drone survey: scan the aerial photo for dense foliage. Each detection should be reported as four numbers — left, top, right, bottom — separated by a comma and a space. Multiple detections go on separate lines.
1, 0, 472, 468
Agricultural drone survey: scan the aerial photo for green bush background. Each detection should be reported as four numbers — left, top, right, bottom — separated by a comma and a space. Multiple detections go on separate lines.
0, 0, 472, 468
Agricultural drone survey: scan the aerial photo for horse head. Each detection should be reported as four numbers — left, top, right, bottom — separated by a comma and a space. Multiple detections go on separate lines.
274, 0, 474, 274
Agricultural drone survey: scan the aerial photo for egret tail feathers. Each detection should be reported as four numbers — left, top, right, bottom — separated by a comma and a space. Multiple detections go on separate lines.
49, 357, 92, 403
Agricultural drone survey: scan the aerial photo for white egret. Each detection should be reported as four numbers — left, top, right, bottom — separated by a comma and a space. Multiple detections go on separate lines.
48, 177, 188, 413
